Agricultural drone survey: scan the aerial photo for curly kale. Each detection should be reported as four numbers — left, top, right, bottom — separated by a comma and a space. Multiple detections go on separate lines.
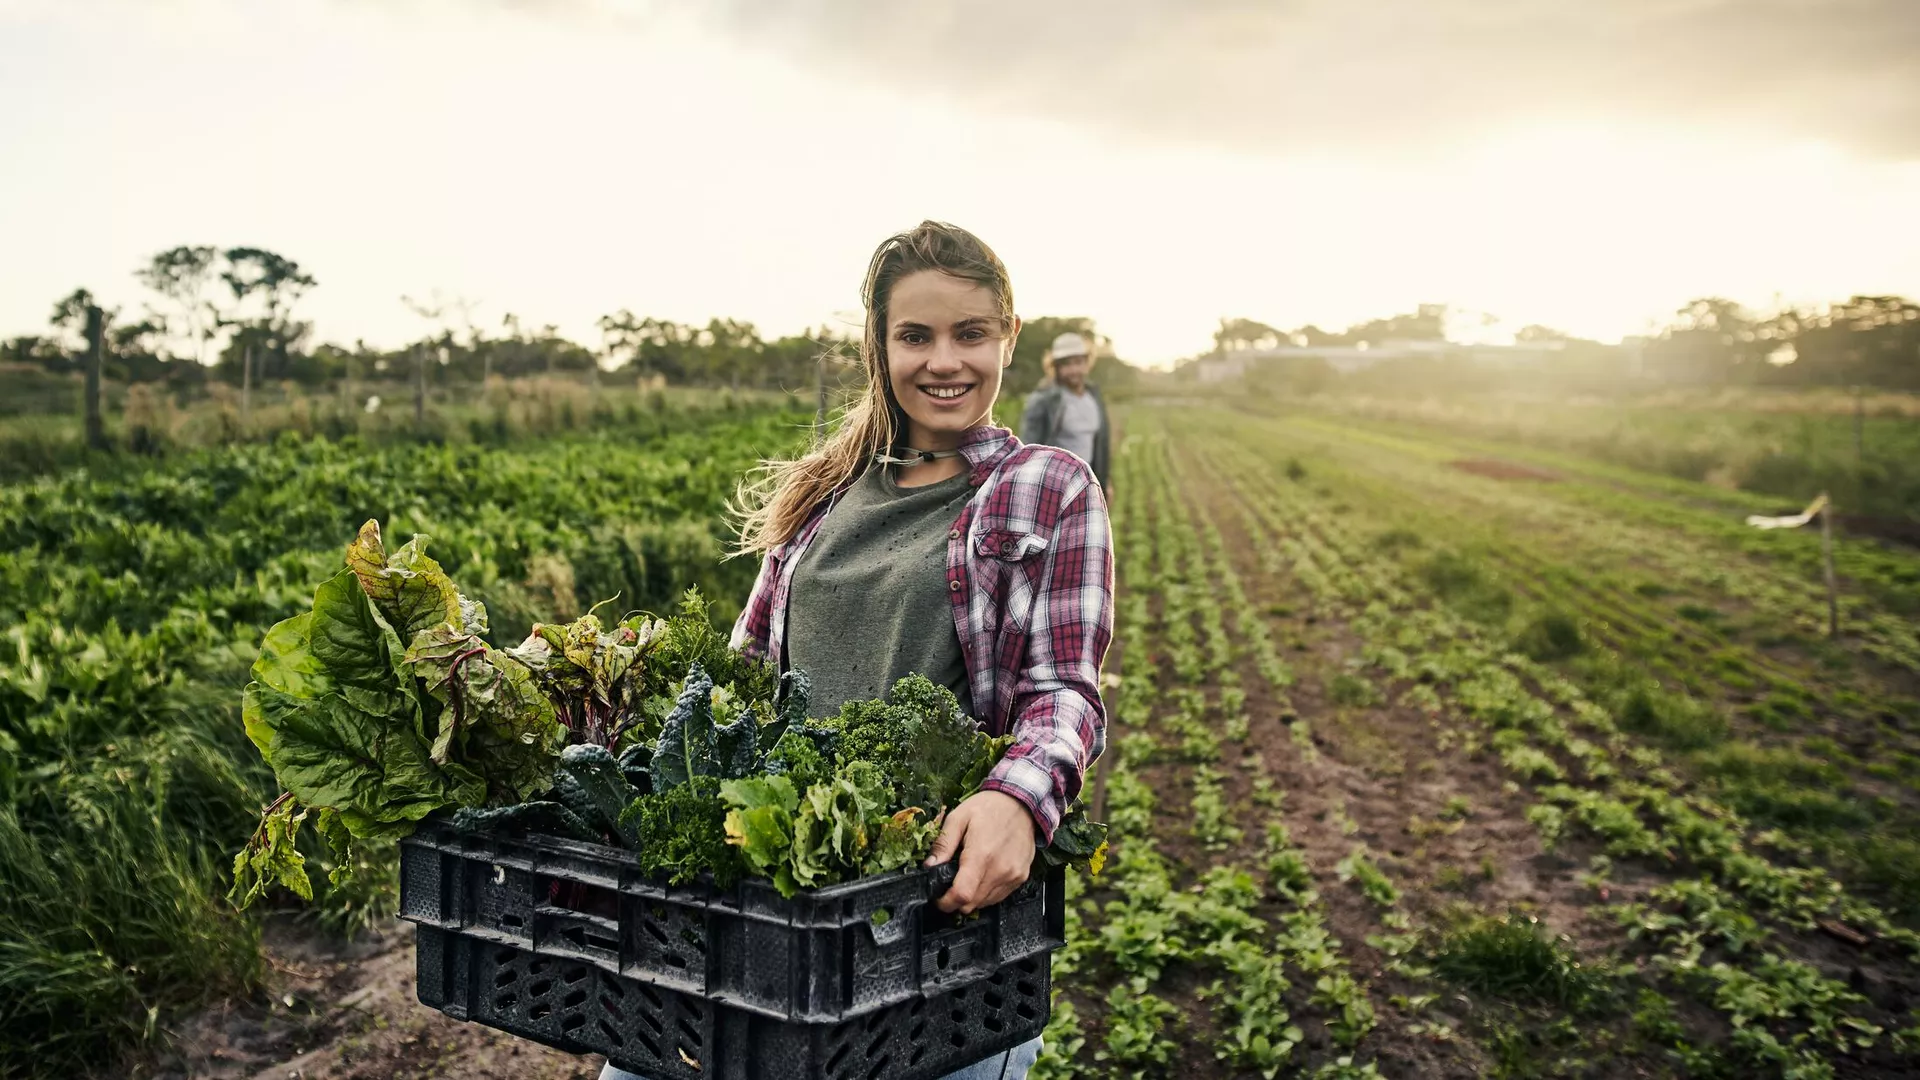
620, 776, 740, 887
830, 674, 1013, 815
641, 590, 778, 710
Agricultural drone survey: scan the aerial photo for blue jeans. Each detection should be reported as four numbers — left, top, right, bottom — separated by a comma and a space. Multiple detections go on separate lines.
597, 1036, 1043, 1080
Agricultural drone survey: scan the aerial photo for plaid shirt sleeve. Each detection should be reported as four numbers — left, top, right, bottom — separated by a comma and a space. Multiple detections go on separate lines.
976, 476, 1114, 843
729, 547, 780, 660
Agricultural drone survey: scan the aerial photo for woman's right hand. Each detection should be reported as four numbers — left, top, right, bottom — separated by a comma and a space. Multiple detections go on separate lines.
925, 789, 1037, 914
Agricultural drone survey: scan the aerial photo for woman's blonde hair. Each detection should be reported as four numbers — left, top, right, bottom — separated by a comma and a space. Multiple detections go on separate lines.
731, 221, 1015, 555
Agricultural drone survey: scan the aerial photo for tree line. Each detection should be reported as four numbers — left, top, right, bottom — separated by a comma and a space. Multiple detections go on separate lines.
1197, 295, 1920, 392
0, 245, 846, 395
3, 247, 1145, 402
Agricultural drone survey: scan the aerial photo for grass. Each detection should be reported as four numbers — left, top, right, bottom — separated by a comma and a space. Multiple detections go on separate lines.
1419, 549, 1514, 624
1513, 609, 1586, 662
0, 726, 267, 1071
1431, 912, 1616, 1013
1606, 682, 1729, 751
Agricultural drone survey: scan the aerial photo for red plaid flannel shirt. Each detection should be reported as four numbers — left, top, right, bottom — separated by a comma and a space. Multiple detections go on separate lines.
730, 425, 1113, 842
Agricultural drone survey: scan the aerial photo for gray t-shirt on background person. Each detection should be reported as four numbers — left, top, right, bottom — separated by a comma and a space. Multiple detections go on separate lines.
785, 465, 975, 719
1052, 389, 1102, 467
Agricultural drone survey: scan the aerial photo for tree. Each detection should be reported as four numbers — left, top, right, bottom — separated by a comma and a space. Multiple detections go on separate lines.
1344, 303, 1448, 345
49, 288, 110, 353
1515, 324, 1572, 344
1212, 317, 1282, 352
1644, 297, 1763, 383
135, 245, 221, 363
1008, 315, 1100, 397
218, 247, 316, 380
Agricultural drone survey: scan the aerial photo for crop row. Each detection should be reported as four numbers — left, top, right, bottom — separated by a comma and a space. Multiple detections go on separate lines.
1176, 408, 1920, 1078
1040, 428, 1389, 1078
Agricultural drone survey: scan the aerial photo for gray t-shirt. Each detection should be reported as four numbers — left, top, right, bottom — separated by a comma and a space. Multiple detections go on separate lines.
785, 465, 975, 719
1053, 389, 1101, 467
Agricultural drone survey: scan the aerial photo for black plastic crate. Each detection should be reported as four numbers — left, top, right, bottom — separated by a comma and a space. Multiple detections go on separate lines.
415, 925, 1049, 1080
399, 822, 1064, 1023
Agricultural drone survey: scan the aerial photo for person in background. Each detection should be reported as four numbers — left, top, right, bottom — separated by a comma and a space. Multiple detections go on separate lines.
1019, 331, 1111, 491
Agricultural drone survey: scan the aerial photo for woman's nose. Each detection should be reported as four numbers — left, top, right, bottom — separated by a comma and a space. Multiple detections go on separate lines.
926, 338, 964, 372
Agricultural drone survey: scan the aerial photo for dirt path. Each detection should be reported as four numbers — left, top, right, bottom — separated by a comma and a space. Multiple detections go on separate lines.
139, 921, 599, 1080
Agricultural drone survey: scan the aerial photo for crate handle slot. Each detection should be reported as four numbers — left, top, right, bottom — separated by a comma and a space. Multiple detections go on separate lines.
865, 863, 959, 946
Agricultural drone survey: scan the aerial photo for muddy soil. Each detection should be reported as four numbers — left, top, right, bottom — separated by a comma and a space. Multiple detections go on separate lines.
135, 921, 598, 1080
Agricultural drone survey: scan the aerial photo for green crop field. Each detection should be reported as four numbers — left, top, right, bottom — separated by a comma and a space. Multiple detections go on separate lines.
1034, 402, 1920, 1079
0, 403, 811, 1072
4, 396, 1919, 1078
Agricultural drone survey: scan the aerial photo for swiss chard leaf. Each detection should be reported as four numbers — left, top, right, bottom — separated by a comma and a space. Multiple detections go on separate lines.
345, 520, 470, 646
407, 623, 564, 803
228, 796, 312, 907
244, 569, 482, 830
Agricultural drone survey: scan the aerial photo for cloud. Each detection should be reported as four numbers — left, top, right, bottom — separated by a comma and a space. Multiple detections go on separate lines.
667, 0, 1920, 160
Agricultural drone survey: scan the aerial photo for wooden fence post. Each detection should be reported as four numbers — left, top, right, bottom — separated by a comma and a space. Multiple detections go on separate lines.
240, 344, 254, 427
83, 305, 107, 451
1820, 494, 1839, 639
414, 344, 427, 426
1853, 386, 1865, 465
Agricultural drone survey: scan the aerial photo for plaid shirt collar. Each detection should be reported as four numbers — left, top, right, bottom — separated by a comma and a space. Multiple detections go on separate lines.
952, 424, 1018, 488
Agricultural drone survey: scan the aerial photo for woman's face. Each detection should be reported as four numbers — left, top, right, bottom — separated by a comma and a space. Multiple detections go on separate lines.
885, 270, 1020, 449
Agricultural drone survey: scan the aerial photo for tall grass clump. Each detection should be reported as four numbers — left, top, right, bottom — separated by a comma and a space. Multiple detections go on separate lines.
0, 726, 268, 1074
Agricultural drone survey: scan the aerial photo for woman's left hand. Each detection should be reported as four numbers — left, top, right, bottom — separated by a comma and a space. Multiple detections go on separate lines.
925, 790, 1037, 914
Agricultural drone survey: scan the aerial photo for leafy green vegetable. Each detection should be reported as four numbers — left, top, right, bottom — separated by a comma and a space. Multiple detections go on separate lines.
243, 566, 483, 839
652, 665, 718, 790
453, 800, 598, 842
621, 776, 740, 886
506, 609, 660, 749
228, 795, 312, 907
346, 518, 476, 646
234, 524, 1106, 908
406, 622, 564, 803
721, 774, 801, 893
558, 744, 643, 843
1038, 800, 1111, 878
830, 674, 1013, 815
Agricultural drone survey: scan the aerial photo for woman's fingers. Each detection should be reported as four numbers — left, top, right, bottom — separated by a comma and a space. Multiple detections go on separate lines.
943, 844, 989, 913
924, 801, 971, 867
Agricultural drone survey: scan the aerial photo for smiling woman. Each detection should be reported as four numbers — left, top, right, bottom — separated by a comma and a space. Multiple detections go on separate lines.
595, 222, 1117, 1080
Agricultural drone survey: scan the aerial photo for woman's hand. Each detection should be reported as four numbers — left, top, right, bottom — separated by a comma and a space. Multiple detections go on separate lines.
925, 790, 1037, 914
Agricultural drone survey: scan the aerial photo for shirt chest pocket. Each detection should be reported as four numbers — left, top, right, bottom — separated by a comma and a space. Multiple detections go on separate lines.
972, 526, 1049, 630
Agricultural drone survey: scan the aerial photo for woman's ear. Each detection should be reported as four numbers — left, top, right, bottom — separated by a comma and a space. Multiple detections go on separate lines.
1003, 314, 1023, 368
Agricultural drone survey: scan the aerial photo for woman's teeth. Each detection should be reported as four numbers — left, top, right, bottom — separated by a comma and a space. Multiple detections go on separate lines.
923, 385, 969, 399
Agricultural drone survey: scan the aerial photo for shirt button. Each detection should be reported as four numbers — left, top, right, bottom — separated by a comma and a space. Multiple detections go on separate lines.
949, 579, 961, 593
949, 529, 960, 540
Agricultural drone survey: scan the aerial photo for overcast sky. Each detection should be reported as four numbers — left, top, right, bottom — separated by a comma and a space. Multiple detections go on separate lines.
3, 0, 1918, 365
